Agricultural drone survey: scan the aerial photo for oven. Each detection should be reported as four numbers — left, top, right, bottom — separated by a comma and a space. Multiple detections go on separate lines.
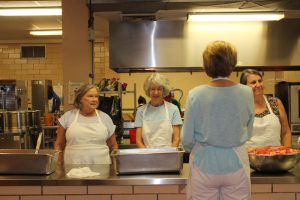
275, 82, 300, 134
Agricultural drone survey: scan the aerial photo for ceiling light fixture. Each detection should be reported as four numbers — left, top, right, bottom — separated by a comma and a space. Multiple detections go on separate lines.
187, 12, 285, 22
0, 8, 62, 16
30, 30, 62, 36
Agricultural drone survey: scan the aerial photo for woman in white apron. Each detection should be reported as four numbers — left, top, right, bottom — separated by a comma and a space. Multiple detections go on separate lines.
182, 41, 255, 200
240, 69, 292, 148
54, 84, 118, 165
134, 73, 183, 148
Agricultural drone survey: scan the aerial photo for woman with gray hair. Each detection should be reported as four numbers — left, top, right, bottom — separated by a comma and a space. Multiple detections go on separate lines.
55, 84, 118, 165
134, 73, 183, 148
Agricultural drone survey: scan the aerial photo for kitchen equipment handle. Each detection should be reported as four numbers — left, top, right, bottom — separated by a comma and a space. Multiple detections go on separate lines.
298, 89, 300, 118
35, 132, 43, 154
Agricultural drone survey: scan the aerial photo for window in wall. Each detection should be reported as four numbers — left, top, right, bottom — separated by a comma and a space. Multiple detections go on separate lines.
21, 45, 46, 58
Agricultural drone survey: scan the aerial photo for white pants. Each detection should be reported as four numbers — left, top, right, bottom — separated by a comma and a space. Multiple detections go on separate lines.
187, 163, 251, 200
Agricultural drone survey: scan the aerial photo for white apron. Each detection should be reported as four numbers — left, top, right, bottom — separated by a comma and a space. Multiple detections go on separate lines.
64, 110, 111, 164
187, 143, 251, 200
246, 95, 281, 148
142, 102, 173, 148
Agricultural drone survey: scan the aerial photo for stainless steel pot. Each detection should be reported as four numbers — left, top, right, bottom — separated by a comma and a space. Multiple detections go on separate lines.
26, 110, 41, 128
5, 110, 27, 133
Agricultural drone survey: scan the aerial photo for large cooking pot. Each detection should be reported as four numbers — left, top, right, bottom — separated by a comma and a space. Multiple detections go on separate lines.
26, 110, 41, 128
5, 110, 27, 133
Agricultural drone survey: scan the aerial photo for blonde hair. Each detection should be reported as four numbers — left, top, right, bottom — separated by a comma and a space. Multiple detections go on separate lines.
203, 40, 237, 78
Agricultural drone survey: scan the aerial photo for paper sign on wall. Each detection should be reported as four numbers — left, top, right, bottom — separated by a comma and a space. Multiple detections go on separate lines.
53, 84, 63, 98
68, 82, 84, 104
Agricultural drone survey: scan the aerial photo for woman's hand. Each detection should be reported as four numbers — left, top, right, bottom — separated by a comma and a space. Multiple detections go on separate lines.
54, 124, 66, 165
106, 133, 118, 151
277, 99, 292, 147
135, 127, 146, 148
172, 125, 181, 147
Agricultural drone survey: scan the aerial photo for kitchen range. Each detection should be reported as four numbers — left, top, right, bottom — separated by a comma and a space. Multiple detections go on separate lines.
276, 82, 300, 148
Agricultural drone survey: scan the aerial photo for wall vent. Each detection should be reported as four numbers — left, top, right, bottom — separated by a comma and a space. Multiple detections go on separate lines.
121, 13, 157, 22
21, 45, 46, 58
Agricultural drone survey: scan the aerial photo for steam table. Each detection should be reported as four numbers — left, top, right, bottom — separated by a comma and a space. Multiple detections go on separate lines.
0, 164, 300, 199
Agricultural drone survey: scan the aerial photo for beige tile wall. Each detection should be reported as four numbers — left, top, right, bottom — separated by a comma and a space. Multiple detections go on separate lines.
0, 43, 62, 85
93, 38, 119, 82
0, 184, 299, 200
0, 41, 118, 109
0, 43, 63, 108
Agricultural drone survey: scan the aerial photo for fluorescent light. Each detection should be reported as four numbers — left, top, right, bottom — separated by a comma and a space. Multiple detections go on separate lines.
0, 8, 62, 16
188, 12, 285, 22
30, 30, 62, 36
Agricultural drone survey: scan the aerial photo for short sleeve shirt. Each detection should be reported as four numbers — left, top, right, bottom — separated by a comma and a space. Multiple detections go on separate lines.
134, 101, 183, 127
58, 109, 116, 137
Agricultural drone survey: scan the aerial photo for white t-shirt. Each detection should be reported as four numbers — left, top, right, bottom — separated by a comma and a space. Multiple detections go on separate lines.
134, 101, 183, 128
58, 109, 116, 137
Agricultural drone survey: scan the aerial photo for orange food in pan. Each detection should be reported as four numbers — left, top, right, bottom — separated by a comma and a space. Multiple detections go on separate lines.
248, 146, 300, 156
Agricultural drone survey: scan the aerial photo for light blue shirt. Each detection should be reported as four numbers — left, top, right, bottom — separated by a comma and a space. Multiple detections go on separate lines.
181, 84, 254, 174
134, 101, 183, 127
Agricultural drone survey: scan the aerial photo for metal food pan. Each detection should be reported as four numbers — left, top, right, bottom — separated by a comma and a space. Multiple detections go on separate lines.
111, 147, 184, 175
0, 149, 59, 175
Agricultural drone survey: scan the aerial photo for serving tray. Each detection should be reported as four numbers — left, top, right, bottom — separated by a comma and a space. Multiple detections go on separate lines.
111, 147, 184, 175
0, 149, 59, 175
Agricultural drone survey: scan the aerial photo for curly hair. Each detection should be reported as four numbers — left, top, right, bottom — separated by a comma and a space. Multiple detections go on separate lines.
143, 73, 170, 98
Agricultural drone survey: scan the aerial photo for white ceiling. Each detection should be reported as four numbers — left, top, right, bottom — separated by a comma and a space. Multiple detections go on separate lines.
0, 1, 62, 41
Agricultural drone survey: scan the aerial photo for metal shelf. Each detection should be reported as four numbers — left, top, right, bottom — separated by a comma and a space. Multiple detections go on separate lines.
99, 83, 137, 114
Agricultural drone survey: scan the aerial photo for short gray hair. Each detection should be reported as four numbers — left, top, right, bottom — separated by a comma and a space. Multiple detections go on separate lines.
240, 69, 263, 85
143, 73, 170, 98
73, 84, 99, 109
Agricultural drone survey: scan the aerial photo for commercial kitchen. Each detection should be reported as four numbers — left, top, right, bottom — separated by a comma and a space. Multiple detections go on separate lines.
1, 0, 300, 199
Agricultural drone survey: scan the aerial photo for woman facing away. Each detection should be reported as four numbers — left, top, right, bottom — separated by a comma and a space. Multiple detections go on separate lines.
181, 40, 255, 200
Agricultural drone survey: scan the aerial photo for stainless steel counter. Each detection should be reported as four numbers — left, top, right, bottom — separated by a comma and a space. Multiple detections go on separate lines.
0, 163, 300, 186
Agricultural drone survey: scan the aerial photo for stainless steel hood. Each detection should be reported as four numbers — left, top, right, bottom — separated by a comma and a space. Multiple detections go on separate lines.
92, 0, 300, 72
91, 0, 300, 15
109, 19, 300, 72
91, 1, 300, 24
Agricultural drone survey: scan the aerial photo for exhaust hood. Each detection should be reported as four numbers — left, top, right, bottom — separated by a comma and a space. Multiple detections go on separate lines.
108, 19, 300, 72
91, 0, 300, 14
92, 0, 300, 72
